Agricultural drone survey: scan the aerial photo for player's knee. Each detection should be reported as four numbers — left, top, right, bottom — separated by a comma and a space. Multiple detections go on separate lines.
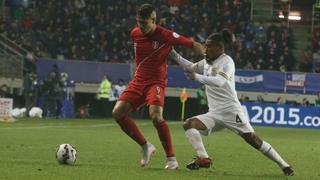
112, 107, 124, 120
150, 113, 163, 124
183, 118, 195, 130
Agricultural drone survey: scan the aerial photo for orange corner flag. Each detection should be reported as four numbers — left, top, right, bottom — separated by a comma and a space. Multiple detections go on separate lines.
180, 88, 188, 121
180, 88, 188, 103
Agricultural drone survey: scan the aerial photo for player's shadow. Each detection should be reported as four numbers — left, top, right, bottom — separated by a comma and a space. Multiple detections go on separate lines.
217, 171, 287, 179
146, 167, 285, 179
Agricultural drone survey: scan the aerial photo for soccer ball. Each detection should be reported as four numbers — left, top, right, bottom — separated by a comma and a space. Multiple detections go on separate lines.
29, 107, 43, 118
56, 144, 77, 165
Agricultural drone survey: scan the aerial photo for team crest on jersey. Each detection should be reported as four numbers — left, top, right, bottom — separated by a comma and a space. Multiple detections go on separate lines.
152, 41, 159, 49
211, 68, 218, 76
173, 32, 180, 38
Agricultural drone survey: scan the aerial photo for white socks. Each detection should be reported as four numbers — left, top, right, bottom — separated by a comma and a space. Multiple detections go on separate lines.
185, 128, 209, 158
259, 141, 290, 168
185, 129, 290, 168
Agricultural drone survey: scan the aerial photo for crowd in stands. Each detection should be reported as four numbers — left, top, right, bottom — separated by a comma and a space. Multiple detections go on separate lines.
239, 94, 320, 107
311, 28, 320, 73
1, 0, 302, 72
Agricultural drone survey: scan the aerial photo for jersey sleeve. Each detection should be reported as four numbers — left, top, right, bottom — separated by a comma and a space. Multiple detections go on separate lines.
191, 60, 205, 74
164, 29, 193, 47
217, 59, 234, 80
169, 49, 203, 74
194, 58, 234, 87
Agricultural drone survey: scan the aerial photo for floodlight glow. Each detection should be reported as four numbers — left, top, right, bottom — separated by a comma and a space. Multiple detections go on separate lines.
288, 15, 301, 20
278, 11, 301, 21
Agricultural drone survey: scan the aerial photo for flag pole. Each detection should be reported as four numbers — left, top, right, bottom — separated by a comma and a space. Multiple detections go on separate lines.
180, 88, 188, 121
181, 100, 185, 121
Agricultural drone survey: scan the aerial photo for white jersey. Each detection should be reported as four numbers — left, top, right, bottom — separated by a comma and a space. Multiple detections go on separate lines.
114, 84, 126, 98
193, 53, 242, 113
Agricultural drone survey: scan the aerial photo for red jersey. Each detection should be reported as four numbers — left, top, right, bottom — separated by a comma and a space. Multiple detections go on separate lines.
131, 25, 193, 85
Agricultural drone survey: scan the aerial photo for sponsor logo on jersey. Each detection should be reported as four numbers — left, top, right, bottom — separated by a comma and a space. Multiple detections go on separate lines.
173, 32, 180, 38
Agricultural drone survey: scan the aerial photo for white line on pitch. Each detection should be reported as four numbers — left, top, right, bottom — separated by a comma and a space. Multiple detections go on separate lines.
0, 121, 183, 130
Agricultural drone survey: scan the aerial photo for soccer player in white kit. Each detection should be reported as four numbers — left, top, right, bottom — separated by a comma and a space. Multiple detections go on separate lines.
169, 29, 294, 176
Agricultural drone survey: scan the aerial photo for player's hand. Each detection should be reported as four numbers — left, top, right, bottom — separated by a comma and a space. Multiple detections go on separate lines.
184, 68, 196, 80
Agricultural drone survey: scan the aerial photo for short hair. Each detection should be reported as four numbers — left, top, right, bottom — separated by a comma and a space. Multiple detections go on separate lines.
137, 3, 155, 19
207, 29, 233, 48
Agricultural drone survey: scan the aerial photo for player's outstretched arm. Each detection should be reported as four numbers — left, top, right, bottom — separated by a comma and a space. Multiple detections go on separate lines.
169, 49, 193, 70
169, 49, 204, 73
194, 73, 227, 87
184, 68, 229, 87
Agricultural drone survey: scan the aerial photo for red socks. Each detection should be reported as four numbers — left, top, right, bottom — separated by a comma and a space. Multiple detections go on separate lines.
117, 117, 174, 157
154, 121, 174, 157
116, 116, 146, 146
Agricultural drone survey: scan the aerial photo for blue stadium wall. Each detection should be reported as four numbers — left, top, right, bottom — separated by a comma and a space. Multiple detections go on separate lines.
37, 59, 320, 93
36, 59, 320, 129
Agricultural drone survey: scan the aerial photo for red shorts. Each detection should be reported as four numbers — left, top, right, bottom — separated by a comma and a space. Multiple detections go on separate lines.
119, 81, 166, 111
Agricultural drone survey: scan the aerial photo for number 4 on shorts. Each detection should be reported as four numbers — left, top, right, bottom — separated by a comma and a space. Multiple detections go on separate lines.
236, 114, 242, 123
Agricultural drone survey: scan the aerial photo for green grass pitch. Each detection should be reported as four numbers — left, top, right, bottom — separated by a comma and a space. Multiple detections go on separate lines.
0, 118, 319, 180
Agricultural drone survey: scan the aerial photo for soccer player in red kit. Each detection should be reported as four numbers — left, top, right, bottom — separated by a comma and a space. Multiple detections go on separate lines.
112, 3, 204, 169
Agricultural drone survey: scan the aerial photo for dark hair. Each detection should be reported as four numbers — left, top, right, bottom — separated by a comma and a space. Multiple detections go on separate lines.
207, 28, 233, 48
137, 4, 155, 19
221, 29, 233, 46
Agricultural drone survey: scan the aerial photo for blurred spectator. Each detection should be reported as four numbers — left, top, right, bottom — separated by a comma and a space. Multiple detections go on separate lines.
113, 79, 126, 100
312, 28, 320, 50
23, 72, 38, 116
51, 64, 60, 79
239, 94, 250, 102
97, 75, 112, 101
301, 98, 310, 106
278, 0, 292, 20
256, 95, 264, 103
96, 74, 112, 117
0, 84, 10, 97
299, 50, 313, 72
3, 0, 300, 72
315, 94, 320, 107
277, 96, 285, 104
42, 71, 64, 118
312, 49, 320, 73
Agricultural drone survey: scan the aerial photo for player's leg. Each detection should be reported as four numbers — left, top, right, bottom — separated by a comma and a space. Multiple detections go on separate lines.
241, 132, 294, 176
112, 100, 146, 145
146, 84, 177, 169
184, 118, 210, 159
112, 100, 156, 167
222, 110, 294, 176
149, 105, 178, 169
183, 113, 219, 170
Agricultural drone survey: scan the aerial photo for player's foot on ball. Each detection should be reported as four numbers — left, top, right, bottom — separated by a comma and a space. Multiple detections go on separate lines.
165, 157, 179, 170
186, 157, 212, 170
282, 166, 294, 176
140, 142, 156, 167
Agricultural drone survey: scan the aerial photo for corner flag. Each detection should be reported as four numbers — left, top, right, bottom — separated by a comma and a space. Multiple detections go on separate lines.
180, 88, 188, 121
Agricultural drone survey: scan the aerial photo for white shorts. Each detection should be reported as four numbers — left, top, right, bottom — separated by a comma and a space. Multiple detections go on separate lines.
193, 109, 254, 136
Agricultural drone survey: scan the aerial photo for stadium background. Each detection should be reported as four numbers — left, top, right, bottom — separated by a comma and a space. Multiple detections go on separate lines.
1, 0, 319, 123
0, 1, 320, 179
